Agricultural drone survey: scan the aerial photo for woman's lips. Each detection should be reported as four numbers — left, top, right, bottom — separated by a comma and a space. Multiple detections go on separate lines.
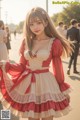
34, 30, 40, 33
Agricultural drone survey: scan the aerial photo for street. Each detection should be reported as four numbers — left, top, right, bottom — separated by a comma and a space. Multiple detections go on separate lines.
0, 33, 80, 120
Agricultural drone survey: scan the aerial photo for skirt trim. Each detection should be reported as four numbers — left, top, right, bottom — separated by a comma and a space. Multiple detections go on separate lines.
0, 91, 71, 118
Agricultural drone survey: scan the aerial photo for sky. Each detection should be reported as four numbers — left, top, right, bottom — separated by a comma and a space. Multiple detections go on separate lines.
1, 0, 79, 24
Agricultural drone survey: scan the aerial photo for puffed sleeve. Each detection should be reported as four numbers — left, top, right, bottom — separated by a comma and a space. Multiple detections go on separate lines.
52, 39, 71, 94
5, 39, 27, 75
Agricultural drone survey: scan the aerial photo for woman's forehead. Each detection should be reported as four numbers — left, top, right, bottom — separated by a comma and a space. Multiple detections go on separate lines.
29, 17, 42, 23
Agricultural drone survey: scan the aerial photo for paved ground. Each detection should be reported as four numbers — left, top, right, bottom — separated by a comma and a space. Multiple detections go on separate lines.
0, 34, 80, 120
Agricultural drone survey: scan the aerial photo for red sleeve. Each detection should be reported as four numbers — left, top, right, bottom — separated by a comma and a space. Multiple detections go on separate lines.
5, 39, 27, 76
5, 62, 26, 76
0, 69, 3, 88
19, 39, 27, 64
52, 39, 70, 93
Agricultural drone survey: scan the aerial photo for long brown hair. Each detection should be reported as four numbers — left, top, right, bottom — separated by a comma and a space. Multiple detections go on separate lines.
23, 7, 73, 57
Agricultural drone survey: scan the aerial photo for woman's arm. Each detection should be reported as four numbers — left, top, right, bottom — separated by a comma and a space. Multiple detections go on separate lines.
52, 39, 70, 94
1, 39, 27, 76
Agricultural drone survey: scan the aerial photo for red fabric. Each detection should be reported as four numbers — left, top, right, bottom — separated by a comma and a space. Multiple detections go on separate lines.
10, 68, 49, 93
52, 39, 70, 92
4, 62, 26, 84
19, 39, 27, 65
19, 39, 25, 55
0, 39, 27, 86
4, 38, 70, 93
1, 79, 69, 112
0, 69, 3, 89
0, 38, 71, 113
4, 39, 29, 83
5, 62, 25, 74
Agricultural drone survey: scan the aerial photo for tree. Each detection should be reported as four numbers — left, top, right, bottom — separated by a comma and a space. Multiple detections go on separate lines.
51, 13, 60, 26
52, 4, 80, 26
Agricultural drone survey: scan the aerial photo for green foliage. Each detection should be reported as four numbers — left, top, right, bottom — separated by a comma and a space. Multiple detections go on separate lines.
52, 4, 80, 26
51, 13, 60, 26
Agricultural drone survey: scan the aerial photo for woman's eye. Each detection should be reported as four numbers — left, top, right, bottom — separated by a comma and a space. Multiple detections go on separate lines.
30, 23, 34, 26
37, 21, 42, 24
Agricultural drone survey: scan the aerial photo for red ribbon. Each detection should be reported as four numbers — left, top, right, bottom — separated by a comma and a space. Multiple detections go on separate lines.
10, 68, 49, 94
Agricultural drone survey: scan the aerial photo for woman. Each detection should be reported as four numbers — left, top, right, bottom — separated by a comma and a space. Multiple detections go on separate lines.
0, 7, 73, 120
0, 20, 8, 61
5, 26, 11, 54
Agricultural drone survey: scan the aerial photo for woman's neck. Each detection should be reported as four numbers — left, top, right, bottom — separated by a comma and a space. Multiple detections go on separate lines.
36, 33, 49, 41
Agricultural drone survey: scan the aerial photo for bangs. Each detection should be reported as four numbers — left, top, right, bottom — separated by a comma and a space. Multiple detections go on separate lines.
29, 11, 46, 24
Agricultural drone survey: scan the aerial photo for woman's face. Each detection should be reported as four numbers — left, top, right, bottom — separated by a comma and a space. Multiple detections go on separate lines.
29, 17, 46, 36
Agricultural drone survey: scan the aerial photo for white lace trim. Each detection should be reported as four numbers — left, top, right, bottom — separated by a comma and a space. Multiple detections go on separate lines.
24, 37, 55, 68
1, 72, 71, 104
0, 91, 72, 119
2, 89, 71, 104
1, 66, 72, 104
47, 37, 55, 58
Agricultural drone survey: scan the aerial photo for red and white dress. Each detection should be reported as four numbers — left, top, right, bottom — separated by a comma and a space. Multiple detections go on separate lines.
0, 38, 71, 119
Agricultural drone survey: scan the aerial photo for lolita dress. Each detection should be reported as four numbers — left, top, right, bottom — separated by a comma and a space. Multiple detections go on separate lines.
0, 38, 71, 119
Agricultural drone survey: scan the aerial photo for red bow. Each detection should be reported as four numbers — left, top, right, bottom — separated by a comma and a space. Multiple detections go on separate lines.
10, 68, 49, 94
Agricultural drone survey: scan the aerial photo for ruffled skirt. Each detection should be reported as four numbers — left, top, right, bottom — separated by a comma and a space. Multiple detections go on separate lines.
0, 69, 71, 119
